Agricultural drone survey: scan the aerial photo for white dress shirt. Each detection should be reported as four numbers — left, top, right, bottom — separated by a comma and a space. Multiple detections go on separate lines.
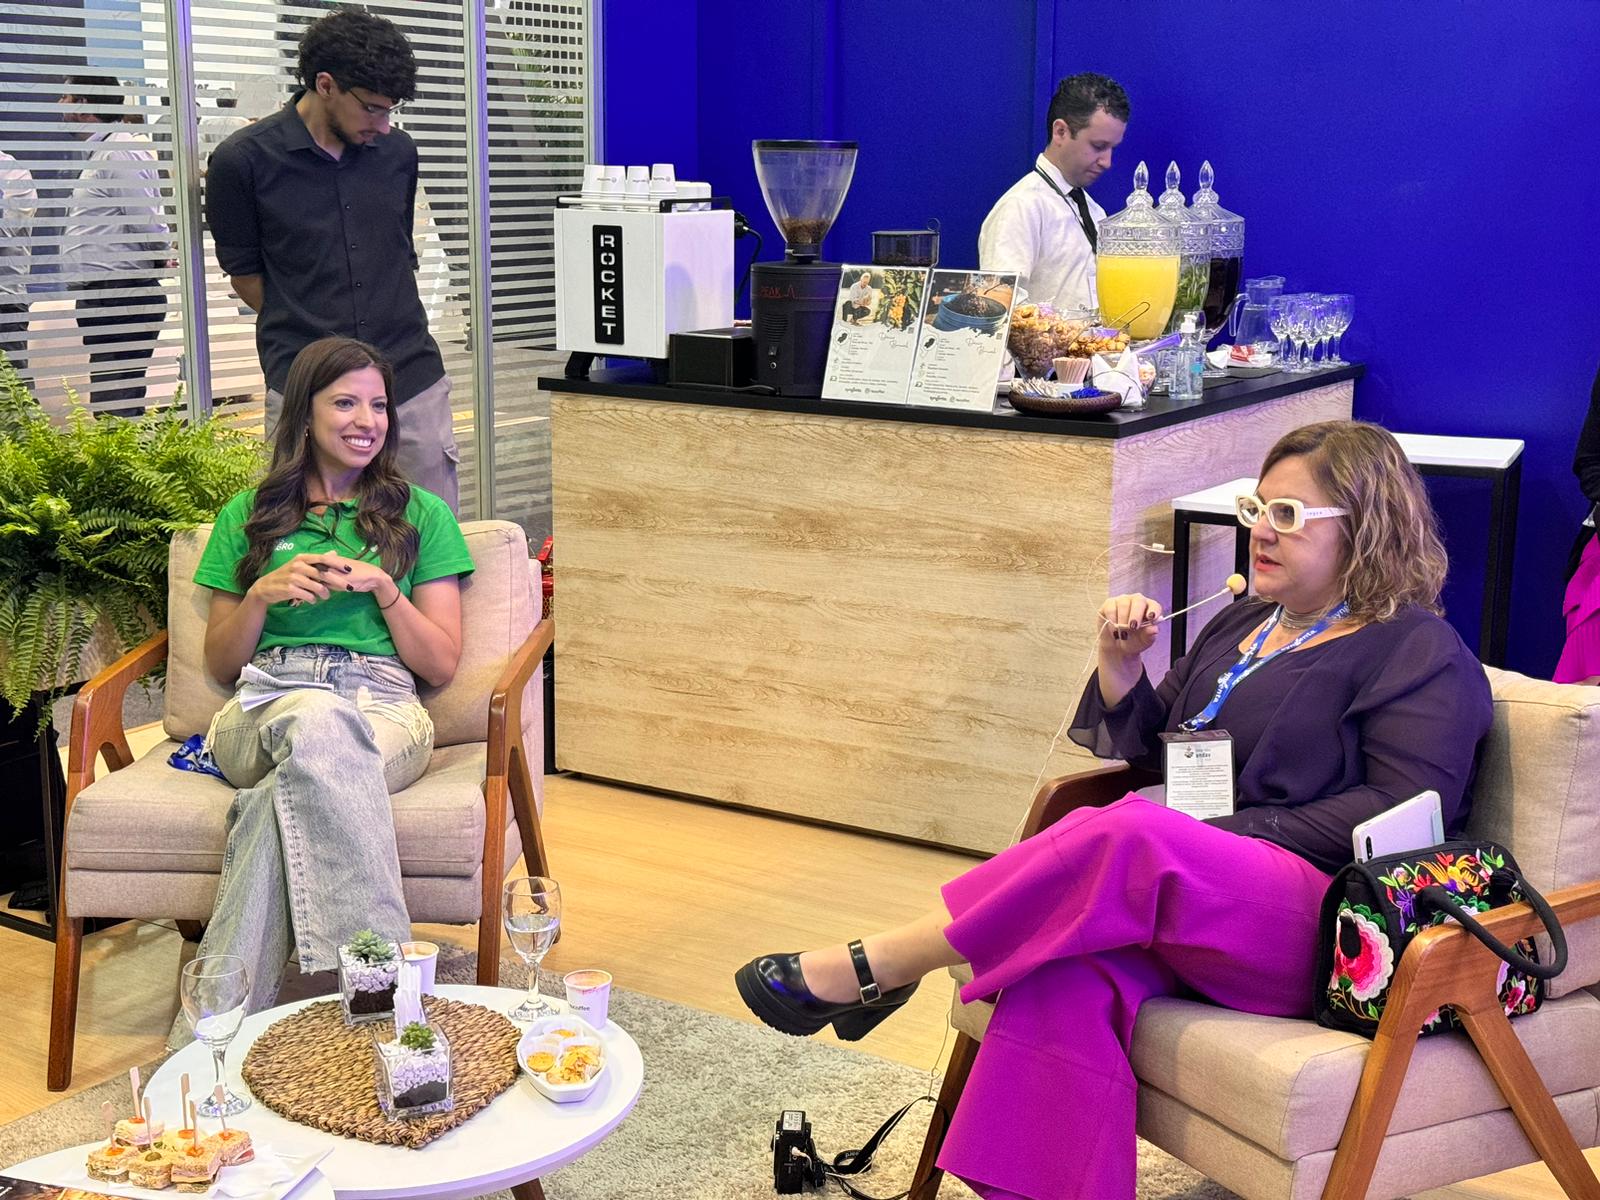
978, 153, 1107, 312
60, 126, 165, 276
0, 150, 37, 297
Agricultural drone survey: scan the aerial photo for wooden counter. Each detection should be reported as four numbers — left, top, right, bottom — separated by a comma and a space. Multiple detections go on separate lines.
545, 366, 1360, 854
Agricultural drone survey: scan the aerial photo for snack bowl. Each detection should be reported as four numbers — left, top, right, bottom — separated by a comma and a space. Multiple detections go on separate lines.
517, 1014, 608, 1103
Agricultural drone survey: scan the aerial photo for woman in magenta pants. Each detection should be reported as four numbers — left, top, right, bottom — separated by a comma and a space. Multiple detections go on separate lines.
737, 421, 1493, 1200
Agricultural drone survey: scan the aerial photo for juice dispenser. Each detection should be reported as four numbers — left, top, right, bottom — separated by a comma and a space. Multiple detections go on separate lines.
1095, 161, 1180, 340
748, 139, 858, 396
1190, 161, 1245, 331
1155, 162, 1211, 335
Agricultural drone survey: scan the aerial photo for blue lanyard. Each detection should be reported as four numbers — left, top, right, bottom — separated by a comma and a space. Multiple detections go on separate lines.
1180, 602, 1350, 732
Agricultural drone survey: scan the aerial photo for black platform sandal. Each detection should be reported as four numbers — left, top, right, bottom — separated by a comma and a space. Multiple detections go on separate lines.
734, 939, 918, 1041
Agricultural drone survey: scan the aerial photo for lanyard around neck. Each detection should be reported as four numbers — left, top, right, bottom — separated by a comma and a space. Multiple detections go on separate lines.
1180, 602, 1350, 733
1035, 166, 1096, 248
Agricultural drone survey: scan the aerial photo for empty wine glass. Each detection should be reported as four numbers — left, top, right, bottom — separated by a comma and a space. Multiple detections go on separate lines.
1325, 293, 1354, 364
1286, 297, 1317, 373
1312, 296, 1339, 366
1267, 295, 1293, 368
181, 954, 251, 1117
503, 875, 562, 1021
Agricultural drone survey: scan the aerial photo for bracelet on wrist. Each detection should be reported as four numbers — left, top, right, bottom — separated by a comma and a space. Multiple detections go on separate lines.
378, 587, 402, 611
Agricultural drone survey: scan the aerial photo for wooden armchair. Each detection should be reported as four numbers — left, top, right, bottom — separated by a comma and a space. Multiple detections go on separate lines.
913, 667, 1600, 1200
48, 520, 554, 1091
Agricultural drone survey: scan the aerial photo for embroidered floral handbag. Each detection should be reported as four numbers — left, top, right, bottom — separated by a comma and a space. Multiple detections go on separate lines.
1314, 842, 1567, 1038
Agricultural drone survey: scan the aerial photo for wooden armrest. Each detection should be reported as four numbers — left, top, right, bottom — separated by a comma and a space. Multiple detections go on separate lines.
66, 630, 170, 807
1375, 878, 1600, 1032
1018, 763, 1162, 841
487, 617, 554, 777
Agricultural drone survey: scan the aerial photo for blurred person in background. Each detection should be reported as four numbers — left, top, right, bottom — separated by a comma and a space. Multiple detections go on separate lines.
1557, 363, 1600, 684
0, 148, 37, 375
59, 75, 168, 414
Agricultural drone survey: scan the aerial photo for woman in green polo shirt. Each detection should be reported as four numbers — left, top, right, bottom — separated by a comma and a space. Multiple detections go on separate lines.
178, 336, 475, 1032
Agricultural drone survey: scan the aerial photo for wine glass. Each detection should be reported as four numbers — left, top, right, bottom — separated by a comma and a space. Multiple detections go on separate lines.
1286, 296, 1317, 373
181, 954, 251, 1117
1326, 293, 1354, 364
1267, 295, 1293, 368
503, 875, 562, 1021
1312, 296, 1339, 366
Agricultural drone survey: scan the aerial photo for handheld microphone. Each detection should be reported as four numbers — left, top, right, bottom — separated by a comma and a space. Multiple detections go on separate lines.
1112, 573, 1246, 633
1150, 572, 1247, 626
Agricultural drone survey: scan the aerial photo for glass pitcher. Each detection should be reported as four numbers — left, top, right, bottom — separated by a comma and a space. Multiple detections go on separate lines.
1095, 161, 1180, 340
1227, 275, 1286, 357
1156, 162, 1212, 336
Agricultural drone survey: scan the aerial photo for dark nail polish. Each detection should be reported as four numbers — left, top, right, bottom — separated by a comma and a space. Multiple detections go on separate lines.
344, 565, 353, 573
347, 583, 354, 591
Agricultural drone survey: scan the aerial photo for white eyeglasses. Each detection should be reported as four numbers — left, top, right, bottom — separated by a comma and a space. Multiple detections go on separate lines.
1235, 493, 1349, 534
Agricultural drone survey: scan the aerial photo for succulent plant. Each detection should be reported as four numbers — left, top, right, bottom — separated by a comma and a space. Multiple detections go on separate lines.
345, 929, 397, 964
399, 1022, 436, 1051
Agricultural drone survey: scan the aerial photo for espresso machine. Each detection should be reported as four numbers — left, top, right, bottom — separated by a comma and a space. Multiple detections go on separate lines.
748, 139, 858, 396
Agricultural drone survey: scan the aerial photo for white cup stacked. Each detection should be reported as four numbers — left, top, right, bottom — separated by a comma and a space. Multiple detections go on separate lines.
625, 165, 650, 202
581, 163, 607, 201
649, 162, 677, 202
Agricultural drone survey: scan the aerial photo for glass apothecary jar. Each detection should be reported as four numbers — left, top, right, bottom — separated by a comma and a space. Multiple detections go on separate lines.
1189, 160, 1245, 331
1095, 161, 1180, 340
1155, 162, 1212, 335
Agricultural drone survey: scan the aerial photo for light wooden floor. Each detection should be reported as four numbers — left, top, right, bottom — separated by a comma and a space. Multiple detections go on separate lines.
1, 755, 1593, 1199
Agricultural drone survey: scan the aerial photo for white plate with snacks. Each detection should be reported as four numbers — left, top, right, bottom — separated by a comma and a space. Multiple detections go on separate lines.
516, 1014, 607, 1103
3, 1142, 331, 1200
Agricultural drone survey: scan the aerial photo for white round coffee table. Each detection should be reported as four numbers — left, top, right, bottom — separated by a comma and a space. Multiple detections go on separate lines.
143, 984, 644, 1200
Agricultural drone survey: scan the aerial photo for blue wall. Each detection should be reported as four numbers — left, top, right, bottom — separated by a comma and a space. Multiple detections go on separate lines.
602, 0, 1600, 676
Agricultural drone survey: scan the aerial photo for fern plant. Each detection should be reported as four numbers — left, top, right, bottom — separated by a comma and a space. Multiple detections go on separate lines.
0, 357, 264, 725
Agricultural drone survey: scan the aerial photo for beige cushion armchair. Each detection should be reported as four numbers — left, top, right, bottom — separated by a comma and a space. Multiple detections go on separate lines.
47, 520, 554, 1091
913, 667, 1600, 1200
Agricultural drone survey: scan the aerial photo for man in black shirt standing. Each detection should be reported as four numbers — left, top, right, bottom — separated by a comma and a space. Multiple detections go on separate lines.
206, 10, 459, 511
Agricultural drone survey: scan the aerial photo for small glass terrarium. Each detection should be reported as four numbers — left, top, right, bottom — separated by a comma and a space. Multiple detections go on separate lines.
373, 1021, 454, 1120
338, 929, 402, 1025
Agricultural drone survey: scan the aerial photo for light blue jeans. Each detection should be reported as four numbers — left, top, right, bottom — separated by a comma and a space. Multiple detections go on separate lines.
177, 646, 433, 1040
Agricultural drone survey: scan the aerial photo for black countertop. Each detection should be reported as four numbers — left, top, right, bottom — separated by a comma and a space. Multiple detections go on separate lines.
540, 363, 1364, 440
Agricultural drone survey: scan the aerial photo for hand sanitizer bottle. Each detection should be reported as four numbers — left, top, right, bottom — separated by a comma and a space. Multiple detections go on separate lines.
1169, 312, 1205, 400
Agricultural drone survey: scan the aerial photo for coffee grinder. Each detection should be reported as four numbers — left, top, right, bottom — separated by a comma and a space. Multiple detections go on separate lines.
748, 139, 857, 396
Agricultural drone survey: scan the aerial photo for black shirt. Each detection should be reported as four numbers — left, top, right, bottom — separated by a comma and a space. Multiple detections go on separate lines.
205, 93, 444, 402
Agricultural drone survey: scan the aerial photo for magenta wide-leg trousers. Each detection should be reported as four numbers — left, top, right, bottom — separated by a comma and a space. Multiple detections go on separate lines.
936, 796, 1331, 1200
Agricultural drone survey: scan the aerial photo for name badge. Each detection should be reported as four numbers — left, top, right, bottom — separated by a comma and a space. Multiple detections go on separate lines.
1160, 730, 1236, 820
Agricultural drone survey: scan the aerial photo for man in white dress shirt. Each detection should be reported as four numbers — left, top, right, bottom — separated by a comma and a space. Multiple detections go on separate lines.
0, 149, 37, 373
978, 73, 1129, 312
60, 75, 168, 413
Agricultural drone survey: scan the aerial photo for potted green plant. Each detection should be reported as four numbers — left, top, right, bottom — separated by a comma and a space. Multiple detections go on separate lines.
0, 359, 263, 726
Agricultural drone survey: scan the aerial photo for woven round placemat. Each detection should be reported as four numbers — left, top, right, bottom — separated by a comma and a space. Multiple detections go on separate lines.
241, 996, 521, 1149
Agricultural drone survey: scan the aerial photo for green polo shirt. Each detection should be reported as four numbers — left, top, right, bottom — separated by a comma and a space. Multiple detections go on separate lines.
194, 486, 475, 657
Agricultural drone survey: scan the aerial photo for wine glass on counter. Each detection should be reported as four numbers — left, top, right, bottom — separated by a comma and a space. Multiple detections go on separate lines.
1287, 296, 1320, 373
504, 875, 562, 1020
1267, 295, 1294, 368
180, 954, 251, 1116
1325, 294, 1354, 364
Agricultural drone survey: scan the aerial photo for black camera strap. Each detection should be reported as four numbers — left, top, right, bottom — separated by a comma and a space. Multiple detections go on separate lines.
824, 1097, 932, 1200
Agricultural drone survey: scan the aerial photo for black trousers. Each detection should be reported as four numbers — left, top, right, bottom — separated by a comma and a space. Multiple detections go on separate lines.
0, 300, 27, 375
74, 277, 165, 412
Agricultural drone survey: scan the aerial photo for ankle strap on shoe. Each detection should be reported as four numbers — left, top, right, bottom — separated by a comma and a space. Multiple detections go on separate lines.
847, 939, 881, 1004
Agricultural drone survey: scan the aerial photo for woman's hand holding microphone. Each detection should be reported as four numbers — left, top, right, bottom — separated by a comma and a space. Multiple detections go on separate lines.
1096, 593, 1162, 707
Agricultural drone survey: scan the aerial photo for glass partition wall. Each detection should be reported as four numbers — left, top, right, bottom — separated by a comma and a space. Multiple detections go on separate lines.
0, 0, 589, 535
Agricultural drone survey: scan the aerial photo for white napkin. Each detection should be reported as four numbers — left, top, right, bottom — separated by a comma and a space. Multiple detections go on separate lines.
393, 960, 425, 1030
212, 1146, 330, 1198
1092, 349, 1144, 409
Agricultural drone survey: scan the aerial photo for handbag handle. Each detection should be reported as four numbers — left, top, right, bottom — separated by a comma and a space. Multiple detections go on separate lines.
1416, 872, 1568, 981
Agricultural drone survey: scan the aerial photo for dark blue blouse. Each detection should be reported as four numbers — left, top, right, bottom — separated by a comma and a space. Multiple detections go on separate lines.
1069, 599, 1493, 874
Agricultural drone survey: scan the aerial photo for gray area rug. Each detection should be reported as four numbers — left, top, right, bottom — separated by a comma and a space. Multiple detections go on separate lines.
1, 950, 1242, 1199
